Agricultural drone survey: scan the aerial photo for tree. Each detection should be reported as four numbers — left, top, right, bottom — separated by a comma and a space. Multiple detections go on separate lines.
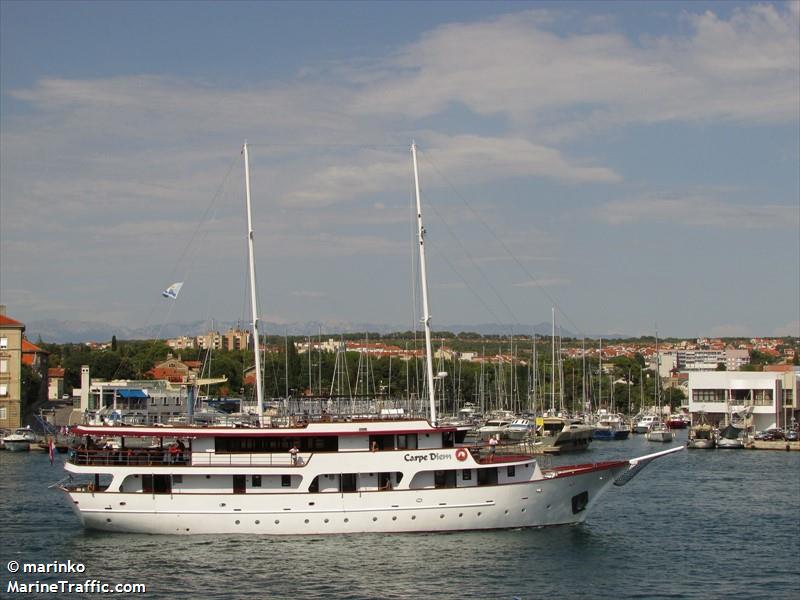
111, 335, 118, 352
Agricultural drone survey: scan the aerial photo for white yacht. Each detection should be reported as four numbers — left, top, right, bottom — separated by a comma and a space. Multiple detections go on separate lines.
56, 142, 682, 534
2, 426, 38, 452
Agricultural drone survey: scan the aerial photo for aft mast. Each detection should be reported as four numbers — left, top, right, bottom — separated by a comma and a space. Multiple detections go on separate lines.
243, 141, 265, 425
411, 142, 437, 426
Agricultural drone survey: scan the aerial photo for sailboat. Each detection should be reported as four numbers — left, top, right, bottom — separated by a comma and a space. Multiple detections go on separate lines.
56, 142, 682, 535
646, 334, 674, 443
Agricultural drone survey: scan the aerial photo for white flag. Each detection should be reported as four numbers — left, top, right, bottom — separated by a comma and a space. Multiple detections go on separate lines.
162, 282, 184, 300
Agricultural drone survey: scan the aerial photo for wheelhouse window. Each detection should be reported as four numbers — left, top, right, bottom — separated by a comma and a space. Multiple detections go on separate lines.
252, 475, 262, 487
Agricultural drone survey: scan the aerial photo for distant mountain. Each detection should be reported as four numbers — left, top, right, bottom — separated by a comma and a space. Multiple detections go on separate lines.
24, 318, 626, 343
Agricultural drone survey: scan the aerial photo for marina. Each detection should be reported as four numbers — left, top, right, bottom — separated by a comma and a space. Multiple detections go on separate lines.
2, 430, 797, 599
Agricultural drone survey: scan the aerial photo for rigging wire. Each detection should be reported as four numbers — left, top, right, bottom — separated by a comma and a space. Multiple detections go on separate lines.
418, 148, 589, 339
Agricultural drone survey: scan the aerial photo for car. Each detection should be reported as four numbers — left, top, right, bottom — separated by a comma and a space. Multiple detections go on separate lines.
754, 429, 784, 441
785, 429, 799, 442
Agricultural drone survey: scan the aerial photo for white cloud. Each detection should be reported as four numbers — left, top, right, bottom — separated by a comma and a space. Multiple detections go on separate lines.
596, 192, 799, 229
353, 4, 799, 133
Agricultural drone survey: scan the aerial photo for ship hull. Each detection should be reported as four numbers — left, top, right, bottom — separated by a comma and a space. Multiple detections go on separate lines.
62, 462, 630, 535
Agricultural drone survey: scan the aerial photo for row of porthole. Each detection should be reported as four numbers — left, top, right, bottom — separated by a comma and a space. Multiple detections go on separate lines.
104, 506, 531, 528
229, 507, 529, 526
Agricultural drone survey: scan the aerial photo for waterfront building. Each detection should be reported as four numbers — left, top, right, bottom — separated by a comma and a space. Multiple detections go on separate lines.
72, 365, 189, 425
0, 306, 24, 429
687, 369, 799, 431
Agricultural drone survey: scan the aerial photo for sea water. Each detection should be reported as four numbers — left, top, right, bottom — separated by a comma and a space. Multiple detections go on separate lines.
1, 432, 798, 599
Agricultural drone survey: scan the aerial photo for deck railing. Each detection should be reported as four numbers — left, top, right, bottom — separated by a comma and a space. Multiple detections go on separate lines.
67, 448, 305, 468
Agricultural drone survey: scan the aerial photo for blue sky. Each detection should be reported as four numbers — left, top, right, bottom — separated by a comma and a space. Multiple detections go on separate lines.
1, 1, 798, 339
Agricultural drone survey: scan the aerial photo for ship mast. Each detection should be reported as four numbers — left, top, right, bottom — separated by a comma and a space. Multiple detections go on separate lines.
243, 142, 265, 425
411, 142, 437, 426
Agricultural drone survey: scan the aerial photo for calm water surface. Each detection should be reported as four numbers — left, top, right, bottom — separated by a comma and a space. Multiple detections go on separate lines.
1, 432, 798, 599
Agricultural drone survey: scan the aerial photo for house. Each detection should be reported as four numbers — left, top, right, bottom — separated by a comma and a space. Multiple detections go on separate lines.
48, 367, 66, 401
147, 354, 201, 383
0, 306, 25, 428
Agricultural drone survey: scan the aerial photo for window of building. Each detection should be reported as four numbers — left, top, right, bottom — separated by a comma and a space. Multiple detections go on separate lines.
0, 337, 7, 349
783, 390, 794, 407
0, 359, 7, 373
0, 384, 7, 397
692, 389, 725, 403
0, 407, 6, 420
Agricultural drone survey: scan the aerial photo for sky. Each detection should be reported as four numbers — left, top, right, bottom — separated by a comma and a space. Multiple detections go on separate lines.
1, 0, 798, 340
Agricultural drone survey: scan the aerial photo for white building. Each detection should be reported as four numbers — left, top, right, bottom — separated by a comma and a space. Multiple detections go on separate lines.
687, 369, 799, 432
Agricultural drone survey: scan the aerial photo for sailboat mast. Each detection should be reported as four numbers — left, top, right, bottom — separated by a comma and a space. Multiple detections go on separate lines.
243, 142, 265, 425
411, 142, 437, 426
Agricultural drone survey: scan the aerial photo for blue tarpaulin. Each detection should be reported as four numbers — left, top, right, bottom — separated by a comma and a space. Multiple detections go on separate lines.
116, 389, 148, 399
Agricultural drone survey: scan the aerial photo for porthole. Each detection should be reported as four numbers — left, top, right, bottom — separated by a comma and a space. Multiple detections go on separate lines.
255, 520, 260, 525
324, 518, 329, 523
372, 517, 378, 522
439, 514, 445, 519
477, 512, 482, 517
411, 515, 416, 520
235, 520, 240, 525
458, 513, 463, 517
304, 519, 310, 524
392, 516, 397, 521
504, 510, 509, 515
344, 518, 349, 523
106, 518, 112, 523
274, 519, 280, 524
521, 508, 526, 513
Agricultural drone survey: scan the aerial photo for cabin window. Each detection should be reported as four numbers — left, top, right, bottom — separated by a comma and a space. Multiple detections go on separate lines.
442, 431, 455, 448
233, 475, 246, 494
462, 469, 472, 481
477, 468, 498, 487
434, 470, 457, 489
396, 434, 418, 450
172, 475, 183, 484
252, 475, 262, 487
507, 466, 516, 478
341, 473, 357, 493
142, 474, 172, 494
309, 477, 319, 493
378, 472, 393, 490
281, 475, 291, 488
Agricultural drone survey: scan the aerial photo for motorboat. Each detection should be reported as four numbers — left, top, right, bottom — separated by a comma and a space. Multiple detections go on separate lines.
539, 416, 594, 454
716, 423, 745, 449
504, 418, 533, 441
592, 412, 630, 441
2, 426, 38, 452
634, 414, 658, 434
646, 420, 675, 443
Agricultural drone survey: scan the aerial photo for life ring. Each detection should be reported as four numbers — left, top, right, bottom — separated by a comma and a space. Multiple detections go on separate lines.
455, 448, 468, 462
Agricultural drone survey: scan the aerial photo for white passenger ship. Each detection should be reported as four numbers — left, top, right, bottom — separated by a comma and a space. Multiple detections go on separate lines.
60, 420, 681, 534
57, 142, 682, 534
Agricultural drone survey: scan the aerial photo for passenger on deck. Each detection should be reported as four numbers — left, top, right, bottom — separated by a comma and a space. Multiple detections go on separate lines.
488, 435, 498, 462
289, 443, 300, 465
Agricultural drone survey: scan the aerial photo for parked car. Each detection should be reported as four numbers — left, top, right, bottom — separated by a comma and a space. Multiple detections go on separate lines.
754, 429, 784, 441
784, 429, 799, 442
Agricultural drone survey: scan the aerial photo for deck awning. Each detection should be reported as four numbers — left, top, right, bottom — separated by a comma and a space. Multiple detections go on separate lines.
116, 389, 148, 399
